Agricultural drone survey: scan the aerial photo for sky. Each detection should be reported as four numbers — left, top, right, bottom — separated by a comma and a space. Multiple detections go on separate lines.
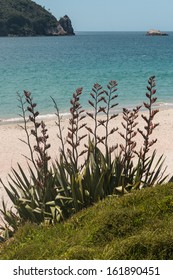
34, 0, 173, 32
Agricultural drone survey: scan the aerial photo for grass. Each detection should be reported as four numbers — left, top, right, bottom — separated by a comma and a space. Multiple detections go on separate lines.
1, 183, 173, 260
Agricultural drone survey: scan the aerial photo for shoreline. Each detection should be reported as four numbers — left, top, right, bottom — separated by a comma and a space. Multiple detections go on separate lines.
0, 100, 173, 126
1, 105, 173, 210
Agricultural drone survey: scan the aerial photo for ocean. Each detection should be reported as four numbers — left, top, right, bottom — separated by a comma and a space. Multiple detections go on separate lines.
0, 31, 173, 122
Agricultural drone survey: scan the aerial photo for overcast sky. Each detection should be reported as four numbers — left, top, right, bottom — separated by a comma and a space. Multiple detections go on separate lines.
34, 0, 173, 31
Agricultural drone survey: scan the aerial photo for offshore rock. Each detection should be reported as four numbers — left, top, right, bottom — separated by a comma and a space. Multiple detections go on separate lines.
146, 29, 168, 36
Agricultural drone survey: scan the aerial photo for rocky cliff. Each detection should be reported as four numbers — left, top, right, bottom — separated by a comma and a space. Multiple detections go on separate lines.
59, 15, 75, 35
0, 0, 75, 36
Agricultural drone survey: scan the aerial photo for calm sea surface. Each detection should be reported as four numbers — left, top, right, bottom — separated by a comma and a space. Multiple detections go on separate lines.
0, 31, 173, 121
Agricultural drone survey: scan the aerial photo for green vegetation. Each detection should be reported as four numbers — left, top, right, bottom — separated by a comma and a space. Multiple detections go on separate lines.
1, 183, 173, 259
0, 0, 74, 36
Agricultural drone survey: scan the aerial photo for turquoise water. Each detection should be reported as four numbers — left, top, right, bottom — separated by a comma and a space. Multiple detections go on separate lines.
0, 31, 173, 121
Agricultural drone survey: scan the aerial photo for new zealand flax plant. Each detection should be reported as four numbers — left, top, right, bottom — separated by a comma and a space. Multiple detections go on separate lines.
0, 77, 168, 240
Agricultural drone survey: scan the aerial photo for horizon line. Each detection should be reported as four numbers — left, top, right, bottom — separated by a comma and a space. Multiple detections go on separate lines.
75, 30, 173, 32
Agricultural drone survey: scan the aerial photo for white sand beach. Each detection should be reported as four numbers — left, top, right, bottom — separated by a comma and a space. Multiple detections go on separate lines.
0, 107, 173, 210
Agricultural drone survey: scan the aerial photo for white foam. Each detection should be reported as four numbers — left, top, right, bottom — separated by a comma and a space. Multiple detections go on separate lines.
0, 112, 71, 125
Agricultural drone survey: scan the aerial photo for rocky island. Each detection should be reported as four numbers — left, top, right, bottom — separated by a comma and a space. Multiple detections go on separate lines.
0, 0, 75, 36
146, 29, 168, 36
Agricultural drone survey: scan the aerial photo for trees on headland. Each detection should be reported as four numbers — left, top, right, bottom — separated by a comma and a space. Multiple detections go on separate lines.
0, 0, 75, 36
